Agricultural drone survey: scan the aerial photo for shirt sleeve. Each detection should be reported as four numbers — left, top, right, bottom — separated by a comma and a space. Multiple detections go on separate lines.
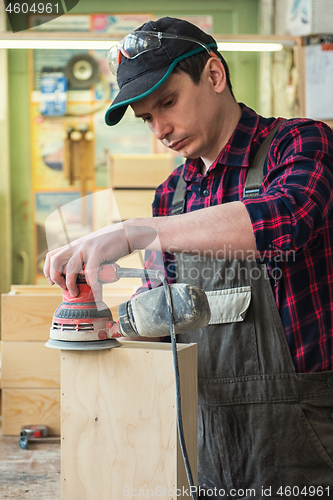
243, 119, 333, 260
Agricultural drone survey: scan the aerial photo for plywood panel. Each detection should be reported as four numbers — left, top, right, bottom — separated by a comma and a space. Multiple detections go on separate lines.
10, 285, 62, 295
2, 388, 60, 435
61, 341, 197, 500
1, 292, 55, 343
1, 341, 60, 388
112, 189, 154, 220
1, 294, 61, 341
110, 154, 174, 188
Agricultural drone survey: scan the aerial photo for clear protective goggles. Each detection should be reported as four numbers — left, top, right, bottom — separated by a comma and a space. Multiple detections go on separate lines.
107, 31, 214, 75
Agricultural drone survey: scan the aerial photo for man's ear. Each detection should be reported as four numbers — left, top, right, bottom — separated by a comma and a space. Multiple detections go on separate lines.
205, 57, 227, 94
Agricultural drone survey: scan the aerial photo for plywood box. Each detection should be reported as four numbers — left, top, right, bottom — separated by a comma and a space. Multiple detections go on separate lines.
113, 189, 155, 220
1, 294, 63, 342
109, 153, 174, 188
108, 153, 174, 223
61, 341, 197, 500
1, 388, 60, 435
1, 341, 60, 388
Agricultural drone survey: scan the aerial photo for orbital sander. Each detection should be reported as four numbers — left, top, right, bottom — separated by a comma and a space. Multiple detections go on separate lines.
46, 262, 211, 351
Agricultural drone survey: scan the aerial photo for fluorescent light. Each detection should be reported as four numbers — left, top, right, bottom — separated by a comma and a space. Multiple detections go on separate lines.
0, 33, 295, 51
217, 42, 284, 52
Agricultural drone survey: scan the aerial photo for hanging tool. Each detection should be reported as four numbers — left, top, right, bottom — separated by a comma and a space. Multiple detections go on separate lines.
45, 262, 210, 350
62, 123, 94, 225
64, 53, 110, 116
77, 123, 90, 226
65, 53, 99, 90
63, 125, 74, 184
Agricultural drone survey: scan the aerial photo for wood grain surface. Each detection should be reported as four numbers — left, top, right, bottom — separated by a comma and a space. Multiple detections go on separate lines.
61, 341, 197, 500
1, 342, 60, 388
2, 388, 61, 435
109, 154, 174, 188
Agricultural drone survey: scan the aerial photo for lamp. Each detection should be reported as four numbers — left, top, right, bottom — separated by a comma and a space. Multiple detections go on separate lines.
0, 32, 296, 51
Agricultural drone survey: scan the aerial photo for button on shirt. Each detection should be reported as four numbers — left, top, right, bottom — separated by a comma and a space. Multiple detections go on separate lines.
142, 103, 333, 374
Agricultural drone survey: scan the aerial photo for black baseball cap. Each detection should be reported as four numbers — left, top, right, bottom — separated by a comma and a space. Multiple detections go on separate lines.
105, 17, 218, 126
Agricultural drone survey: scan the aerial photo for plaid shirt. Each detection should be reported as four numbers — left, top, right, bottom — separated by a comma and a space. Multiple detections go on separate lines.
142, 103, 333, 373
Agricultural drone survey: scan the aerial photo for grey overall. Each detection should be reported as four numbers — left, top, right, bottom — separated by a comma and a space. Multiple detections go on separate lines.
172, 127, 333, 499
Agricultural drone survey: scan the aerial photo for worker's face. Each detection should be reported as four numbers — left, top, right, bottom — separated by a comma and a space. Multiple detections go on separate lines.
131, 67, 224, 160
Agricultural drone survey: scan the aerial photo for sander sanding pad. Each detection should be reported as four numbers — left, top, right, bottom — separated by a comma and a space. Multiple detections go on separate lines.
45, 338, 120, 351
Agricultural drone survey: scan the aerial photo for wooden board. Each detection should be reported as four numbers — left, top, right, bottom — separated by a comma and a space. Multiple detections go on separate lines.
61, 341, 197, 500
112, 189, 155, 221
1, 341, 60, 388
2, 388, 60, 435
10, 284, 63, 294
1, 294, 61, 341
110, 154, 174, 188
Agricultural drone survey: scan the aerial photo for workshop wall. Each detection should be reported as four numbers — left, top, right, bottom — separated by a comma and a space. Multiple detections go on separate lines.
8, 0, 259, 286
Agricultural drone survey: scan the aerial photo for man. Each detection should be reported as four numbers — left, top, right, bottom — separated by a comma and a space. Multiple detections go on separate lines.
45, 17, 333, 499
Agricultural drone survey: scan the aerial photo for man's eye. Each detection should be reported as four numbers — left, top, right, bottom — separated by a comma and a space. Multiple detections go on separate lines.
165, 98, 174, 107
142, 115, 152, 123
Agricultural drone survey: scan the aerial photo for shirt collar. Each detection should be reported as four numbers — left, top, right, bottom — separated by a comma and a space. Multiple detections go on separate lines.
183, 103, 260, 182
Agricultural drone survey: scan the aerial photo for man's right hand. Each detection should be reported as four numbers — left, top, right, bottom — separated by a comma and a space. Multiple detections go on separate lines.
43, 222, 158, 297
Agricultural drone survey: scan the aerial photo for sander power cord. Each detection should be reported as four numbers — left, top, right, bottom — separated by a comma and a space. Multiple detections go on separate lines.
155, 271, 198, 500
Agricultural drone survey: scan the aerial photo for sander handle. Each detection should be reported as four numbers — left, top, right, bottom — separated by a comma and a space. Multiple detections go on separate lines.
98, 262, 163, 284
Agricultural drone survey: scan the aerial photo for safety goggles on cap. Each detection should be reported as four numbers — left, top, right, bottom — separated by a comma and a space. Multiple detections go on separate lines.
107, 31, 215, 75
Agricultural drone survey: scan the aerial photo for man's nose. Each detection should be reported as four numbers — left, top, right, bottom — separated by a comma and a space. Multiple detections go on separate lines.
152, 118, 173, 141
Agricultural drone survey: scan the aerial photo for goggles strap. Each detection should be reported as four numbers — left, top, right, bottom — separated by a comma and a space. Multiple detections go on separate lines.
118, 50, 123, 66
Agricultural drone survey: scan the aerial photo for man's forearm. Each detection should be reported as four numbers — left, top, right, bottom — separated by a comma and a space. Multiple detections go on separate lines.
126, 201, 258, 259
45, 201, 257, 295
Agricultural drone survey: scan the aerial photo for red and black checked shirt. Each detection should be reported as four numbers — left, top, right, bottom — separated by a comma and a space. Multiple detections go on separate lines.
142, 103, 333, 373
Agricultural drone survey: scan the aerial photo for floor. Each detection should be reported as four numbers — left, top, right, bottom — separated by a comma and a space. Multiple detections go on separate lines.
0, 419, 61, 499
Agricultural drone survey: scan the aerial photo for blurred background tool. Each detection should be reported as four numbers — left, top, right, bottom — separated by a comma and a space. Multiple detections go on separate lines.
19, 425, 60, 450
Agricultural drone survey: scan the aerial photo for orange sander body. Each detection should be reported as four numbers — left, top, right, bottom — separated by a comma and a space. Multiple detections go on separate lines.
50, 263, 118, 343
46, 262, 165, 350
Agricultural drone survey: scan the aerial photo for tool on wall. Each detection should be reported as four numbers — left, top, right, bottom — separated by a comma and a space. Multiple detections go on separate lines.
62, 123, 94, 225
65, 53, 100, 90
45, 262, 210, 500
64, 53, 110, 117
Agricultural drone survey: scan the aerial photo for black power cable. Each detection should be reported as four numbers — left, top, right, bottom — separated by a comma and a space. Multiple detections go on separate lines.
158, 272, 198, 500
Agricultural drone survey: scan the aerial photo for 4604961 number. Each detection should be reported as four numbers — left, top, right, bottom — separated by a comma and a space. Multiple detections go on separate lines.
6, 3, 59, 14
277, 486, 330, 496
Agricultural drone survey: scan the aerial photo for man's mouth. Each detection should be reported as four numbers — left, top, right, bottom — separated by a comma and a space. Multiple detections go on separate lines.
168, 138, 186, 151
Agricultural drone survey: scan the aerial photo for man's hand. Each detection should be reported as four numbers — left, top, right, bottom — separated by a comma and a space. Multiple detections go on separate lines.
43, 223, 158, 297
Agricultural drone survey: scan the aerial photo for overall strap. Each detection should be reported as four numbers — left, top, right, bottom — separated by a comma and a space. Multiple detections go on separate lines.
171, 173, 187, 215
243, 121, 285, 198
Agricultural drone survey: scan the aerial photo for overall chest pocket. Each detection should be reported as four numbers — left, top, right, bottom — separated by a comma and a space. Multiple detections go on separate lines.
206, 286, 252, 325
177, 285, 261, 380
